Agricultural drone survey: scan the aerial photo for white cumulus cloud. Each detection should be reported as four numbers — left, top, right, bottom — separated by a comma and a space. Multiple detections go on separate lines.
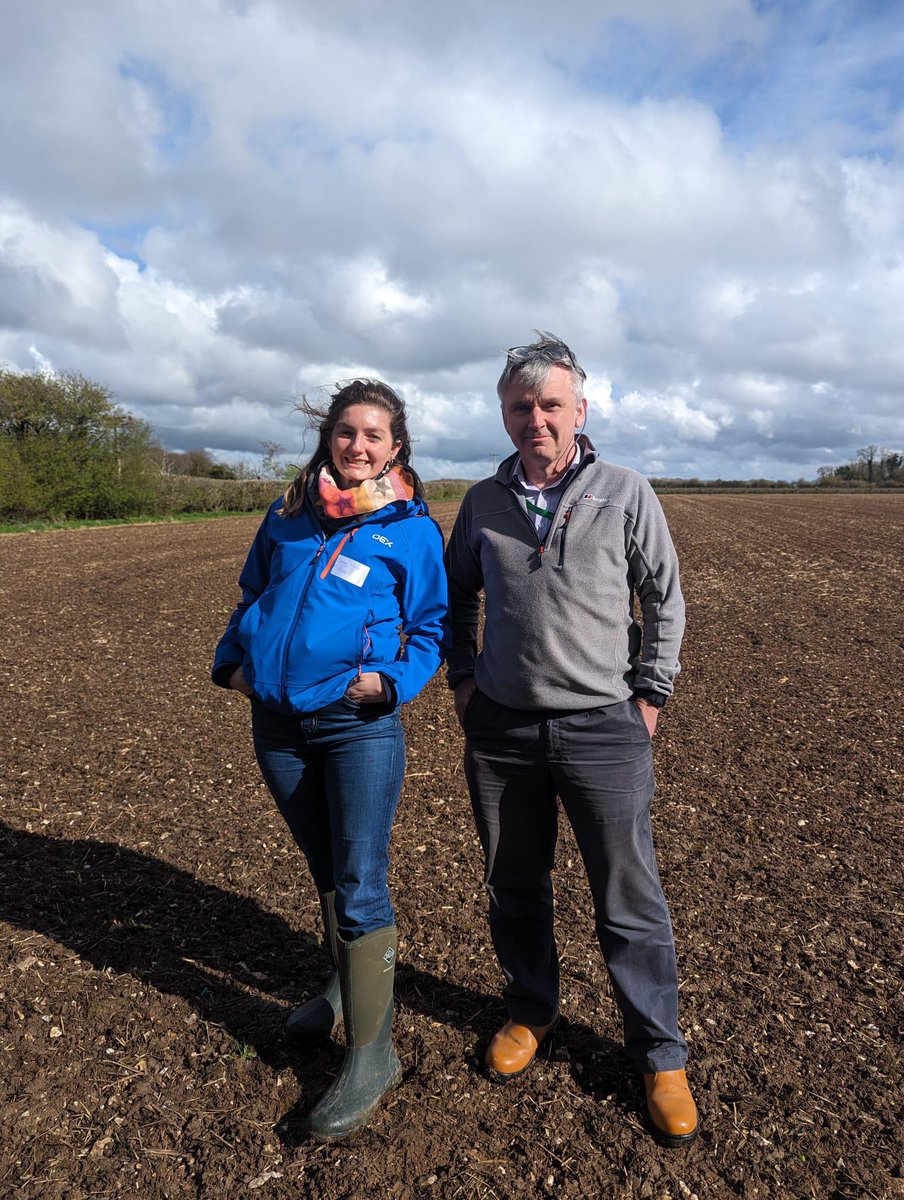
1, 0, 902, 480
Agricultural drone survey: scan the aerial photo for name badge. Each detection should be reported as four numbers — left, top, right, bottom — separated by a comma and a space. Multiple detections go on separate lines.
330, 555, 370, 587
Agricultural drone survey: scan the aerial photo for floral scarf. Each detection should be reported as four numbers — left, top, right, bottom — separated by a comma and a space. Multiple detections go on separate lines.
315, 462, 415, 521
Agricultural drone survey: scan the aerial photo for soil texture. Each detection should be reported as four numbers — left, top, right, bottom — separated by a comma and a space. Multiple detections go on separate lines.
1, 494, 902, 1199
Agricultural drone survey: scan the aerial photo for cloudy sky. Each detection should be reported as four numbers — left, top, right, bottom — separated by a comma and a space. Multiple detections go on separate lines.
2, 0, 903, 481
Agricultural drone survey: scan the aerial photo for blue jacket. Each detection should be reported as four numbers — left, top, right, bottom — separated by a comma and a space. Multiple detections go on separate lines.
213, 494, 448, 714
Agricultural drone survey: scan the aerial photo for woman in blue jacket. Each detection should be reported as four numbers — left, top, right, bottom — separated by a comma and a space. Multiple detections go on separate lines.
212, 379, 447, 1140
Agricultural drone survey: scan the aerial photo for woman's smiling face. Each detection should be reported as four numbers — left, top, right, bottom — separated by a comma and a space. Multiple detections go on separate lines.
330, 404, 402, 488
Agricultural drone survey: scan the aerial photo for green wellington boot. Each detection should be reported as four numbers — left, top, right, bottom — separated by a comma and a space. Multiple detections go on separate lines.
305, 925, 402, 1141
284, 892, 343, 1044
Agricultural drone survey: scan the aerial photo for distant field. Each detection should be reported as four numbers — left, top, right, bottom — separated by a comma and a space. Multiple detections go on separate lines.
1, 494, 901, 1199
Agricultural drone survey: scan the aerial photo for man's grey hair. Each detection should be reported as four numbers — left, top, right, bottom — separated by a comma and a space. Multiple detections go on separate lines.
496, 330, 586, 404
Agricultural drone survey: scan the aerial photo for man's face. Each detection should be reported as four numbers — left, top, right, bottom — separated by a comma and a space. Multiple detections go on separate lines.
501, 365, 586, 479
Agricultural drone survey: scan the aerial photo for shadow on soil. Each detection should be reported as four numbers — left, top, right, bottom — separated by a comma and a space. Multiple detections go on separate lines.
1, 822, 622, 1139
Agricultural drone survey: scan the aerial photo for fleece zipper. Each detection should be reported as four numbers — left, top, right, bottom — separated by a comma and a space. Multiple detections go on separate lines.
503, 454, 594, 566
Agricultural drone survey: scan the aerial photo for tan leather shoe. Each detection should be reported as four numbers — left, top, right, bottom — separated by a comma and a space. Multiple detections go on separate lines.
643, 1069, 698, 1147
485, 1016, 559, 1082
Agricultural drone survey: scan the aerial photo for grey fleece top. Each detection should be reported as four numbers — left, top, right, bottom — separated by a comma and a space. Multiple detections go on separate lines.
444, 437, 685, 711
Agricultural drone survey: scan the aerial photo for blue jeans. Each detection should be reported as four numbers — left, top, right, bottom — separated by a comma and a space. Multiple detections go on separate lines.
250, 696, 405, 938
464, 691, 687, 1073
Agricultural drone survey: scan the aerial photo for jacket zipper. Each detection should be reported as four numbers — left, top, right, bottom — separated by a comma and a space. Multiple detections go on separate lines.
555, 508, 572, 570
319, 532, 351, 578
279, 529, 327, 705
281, 526, 364, 704
357, 613, 374, 677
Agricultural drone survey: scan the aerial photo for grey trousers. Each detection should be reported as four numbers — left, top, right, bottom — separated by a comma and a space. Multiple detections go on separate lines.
463, 690, 688, 1073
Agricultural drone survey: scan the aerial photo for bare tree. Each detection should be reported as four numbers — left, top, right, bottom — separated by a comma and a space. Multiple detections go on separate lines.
258, 439, 285, 479
857, 445, 878, 483
878, 447, 903, 482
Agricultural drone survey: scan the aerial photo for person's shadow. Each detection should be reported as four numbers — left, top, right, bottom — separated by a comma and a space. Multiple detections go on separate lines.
1, 821, 622, 1142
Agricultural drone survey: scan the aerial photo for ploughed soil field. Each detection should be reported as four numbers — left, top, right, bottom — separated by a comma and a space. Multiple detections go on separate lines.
1, 494, 902, 1200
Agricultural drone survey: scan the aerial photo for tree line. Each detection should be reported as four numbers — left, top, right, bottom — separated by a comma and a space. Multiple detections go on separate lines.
816, 445, 904, 486
0, 368, 290, 522
1, 366, 901, 523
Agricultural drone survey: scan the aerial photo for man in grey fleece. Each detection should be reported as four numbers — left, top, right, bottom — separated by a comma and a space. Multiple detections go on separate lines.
445, 332, 697, 1147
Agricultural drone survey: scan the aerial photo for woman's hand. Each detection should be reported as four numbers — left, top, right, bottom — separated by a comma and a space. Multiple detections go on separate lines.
345, 672, 387, 704
228, 665, 254, 697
